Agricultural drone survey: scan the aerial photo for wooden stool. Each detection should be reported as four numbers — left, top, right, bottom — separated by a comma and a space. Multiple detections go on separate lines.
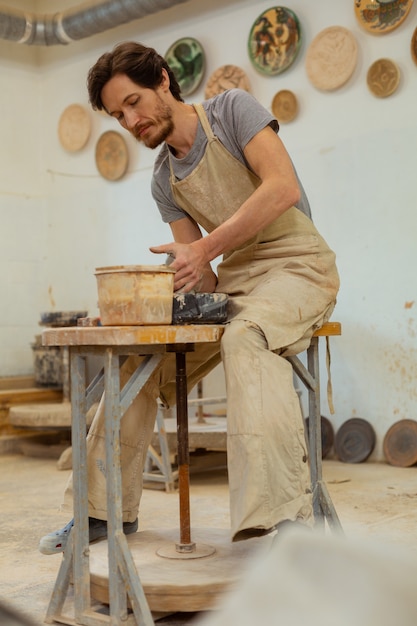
286, 321, 343, 531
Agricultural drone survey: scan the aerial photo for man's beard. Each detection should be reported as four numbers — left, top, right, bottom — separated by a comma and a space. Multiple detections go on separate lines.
133, 98, 174, 150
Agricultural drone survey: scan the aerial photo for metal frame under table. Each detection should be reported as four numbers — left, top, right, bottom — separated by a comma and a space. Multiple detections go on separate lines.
42, 324, 224, 626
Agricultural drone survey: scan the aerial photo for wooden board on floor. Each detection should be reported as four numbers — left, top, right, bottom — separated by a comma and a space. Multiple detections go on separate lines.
89, 527, 272, 613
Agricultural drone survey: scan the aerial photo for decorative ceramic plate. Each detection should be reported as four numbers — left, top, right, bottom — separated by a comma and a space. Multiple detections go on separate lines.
58, 103, 91, 152
165, 37, 205, 97
271, 90, 298, 123
247, 6, 302, 76
95, 131, 128, 181
205, 65, 251, 99
305, 26, 358, 91
366, 58, 400, 97
354, 0, 414, 35
411, 26, 417, 65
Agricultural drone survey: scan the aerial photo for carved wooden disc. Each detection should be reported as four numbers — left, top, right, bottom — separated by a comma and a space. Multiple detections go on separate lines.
305, 26, 358, 91
205, 65, 250, 99
367, 58, 400, 97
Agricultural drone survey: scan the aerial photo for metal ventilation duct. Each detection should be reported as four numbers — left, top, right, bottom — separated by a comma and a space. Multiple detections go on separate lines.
0, 0, 189, 46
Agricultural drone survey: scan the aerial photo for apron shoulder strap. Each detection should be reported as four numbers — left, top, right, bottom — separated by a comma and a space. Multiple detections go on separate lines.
193, 103, 215, 140
168, 103, 215, 180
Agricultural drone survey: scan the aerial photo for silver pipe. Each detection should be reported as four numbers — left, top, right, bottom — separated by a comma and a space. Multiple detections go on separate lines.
0, 0, 189, 46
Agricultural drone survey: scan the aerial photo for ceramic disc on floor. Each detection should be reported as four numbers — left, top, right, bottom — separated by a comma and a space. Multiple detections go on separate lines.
367, 58, 400, 98
305, 25, 358, 91
383, 419, 417, 467
334, 418, 376, 463
305, 416, 334, 459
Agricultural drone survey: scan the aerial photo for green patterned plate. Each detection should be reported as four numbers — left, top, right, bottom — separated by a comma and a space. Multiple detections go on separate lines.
165, 37, 205, 97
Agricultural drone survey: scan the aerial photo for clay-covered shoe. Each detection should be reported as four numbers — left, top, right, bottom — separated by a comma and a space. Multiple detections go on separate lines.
39, 517, 138, 555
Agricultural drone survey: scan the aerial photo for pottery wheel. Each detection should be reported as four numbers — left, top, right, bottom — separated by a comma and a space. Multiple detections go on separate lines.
89, 527, 271, 612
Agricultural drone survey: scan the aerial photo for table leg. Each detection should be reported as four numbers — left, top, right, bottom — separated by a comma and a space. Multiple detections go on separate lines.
46, 349, 160, 625
174, 351, 196, 553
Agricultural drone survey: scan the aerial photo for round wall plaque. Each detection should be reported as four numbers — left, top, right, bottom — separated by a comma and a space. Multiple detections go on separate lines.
247, 6, 302, 76
95, 131, 129, 181
355, 0, 414, 35
58, 103, 91, 152
205, 65, 250, 99
305, 26, 358, 91
367, 58, 400, 97
411, 26, 417, 65
165, 37, 205, 97
271, 90, 299, 123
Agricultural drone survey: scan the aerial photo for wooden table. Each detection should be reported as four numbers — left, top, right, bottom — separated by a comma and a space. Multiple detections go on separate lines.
42, 325, 224, 626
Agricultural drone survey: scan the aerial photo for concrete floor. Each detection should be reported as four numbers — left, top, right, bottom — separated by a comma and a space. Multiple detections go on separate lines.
1, 451, 417, 625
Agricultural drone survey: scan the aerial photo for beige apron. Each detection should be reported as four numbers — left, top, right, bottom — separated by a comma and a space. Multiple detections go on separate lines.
169, 104, 339, 355
166, 104, 340, 535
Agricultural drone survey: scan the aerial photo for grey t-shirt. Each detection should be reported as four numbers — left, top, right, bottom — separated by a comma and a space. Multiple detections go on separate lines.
151, 89, 311, 223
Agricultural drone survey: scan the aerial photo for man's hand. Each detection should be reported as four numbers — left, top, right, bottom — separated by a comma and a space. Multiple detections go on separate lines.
150, 241, 207, 293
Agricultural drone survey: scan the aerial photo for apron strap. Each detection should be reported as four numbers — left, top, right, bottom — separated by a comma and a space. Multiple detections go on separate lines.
168, 103, 215, 184
193, 103, 215, 140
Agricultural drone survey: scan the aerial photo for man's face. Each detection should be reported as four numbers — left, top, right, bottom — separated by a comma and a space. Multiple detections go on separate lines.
101, 73, 174, 149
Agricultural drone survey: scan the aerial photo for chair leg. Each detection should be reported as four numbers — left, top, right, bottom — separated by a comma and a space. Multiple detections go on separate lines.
307, 337, 343, 532
288, 338, 343, 532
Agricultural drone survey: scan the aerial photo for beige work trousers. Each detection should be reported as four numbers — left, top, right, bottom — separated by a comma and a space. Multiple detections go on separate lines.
62, 317, 313, 539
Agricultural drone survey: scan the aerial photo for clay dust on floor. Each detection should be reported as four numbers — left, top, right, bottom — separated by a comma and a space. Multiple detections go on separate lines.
0, 453, 417, 625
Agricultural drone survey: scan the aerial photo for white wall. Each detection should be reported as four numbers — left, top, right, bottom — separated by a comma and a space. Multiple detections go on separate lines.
0, 0, 416, 458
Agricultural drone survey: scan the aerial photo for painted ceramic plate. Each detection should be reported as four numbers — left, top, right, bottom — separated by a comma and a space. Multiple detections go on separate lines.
305, 26, 358, 91
271, 90, 298, 123
411, 26, 417, 65
366, 58, 400, 97
95, 131, 128, 181
205, 65, 251, 99
355, 0, 414, 35
248, 6, 302, 76
165, 37, 205, 97
58, 103, 91, 152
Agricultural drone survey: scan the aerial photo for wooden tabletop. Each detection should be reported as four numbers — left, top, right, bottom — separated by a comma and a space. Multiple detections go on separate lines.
42, 325, 225, 347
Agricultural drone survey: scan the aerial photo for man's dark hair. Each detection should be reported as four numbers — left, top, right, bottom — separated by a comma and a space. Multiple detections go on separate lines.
87, 41, 183, 110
